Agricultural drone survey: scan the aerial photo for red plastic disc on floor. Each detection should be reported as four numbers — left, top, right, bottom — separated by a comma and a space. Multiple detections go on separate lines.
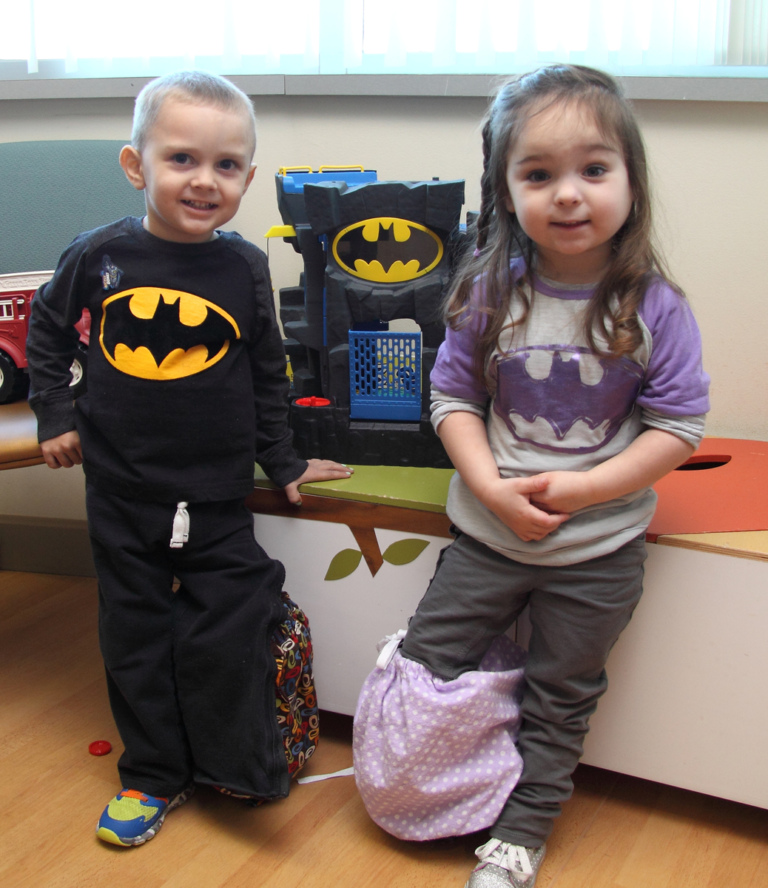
89, 740, 112, 756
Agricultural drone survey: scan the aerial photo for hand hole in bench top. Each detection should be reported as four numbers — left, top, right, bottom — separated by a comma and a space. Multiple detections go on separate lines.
675, 454, 732, 471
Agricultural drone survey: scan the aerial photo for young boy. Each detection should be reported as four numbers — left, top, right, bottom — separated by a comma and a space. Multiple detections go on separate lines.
26, 71, 352, 847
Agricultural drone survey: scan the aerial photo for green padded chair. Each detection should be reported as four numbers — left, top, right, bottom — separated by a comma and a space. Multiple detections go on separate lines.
0, 140, 145, 453
0, 140, 146, 274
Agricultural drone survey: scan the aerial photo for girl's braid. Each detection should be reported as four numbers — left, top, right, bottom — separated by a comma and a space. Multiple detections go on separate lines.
475, 119, 495, 251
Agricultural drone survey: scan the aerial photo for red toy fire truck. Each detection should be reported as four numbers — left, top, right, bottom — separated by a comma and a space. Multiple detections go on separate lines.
0, 271, 88, 403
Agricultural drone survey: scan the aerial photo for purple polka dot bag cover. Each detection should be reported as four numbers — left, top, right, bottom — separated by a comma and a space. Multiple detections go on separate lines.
353, 631, 527, 841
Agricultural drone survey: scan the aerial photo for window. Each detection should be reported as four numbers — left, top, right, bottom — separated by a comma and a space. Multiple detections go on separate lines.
0, 0, 765, 81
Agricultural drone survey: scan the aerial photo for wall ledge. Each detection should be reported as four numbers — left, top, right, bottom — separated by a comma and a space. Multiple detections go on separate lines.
0, 73, 766, 103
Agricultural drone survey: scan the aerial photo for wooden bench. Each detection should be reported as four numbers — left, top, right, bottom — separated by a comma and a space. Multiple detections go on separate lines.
0, 401, 43, 470
246, 445, 768, 810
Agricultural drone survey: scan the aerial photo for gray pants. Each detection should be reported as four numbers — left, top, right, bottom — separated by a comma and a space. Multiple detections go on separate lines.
401, 530, 646, 846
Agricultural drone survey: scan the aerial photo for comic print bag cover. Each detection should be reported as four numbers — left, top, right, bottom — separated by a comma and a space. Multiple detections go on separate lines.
216, 591, 318, 800
272, 591, 319, 777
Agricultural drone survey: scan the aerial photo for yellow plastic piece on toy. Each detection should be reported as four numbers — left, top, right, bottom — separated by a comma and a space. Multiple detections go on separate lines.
278, 165, 366, 176
265, 225, 297, 239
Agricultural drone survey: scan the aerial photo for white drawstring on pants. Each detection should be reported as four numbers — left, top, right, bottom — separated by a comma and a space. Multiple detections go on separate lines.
170, 501, 190, 548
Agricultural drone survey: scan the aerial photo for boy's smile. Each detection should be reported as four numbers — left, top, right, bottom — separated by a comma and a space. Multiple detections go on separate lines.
504, 100, 633, 284
120, 99, 256, 244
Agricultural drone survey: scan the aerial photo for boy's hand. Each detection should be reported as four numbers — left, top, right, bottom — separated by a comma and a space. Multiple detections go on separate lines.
282, 459, 353, 505
40, 431, 83, 469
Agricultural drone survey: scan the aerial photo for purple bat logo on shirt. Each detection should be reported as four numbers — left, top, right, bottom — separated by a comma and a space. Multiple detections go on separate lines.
492, 346, 643, 453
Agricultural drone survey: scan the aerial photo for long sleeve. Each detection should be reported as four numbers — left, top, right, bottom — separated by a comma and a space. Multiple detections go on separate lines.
229, 240, 308, 489
27, 235, 90, 442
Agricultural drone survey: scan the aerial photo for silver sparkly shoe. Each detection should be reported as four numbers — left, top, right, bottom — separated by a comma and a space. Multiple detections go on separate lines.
464, 838, 546, 887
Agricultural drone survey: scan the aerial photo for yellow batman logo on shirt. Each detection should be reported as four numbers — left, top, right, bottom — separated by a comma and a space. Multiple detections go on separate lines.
99, 288, 240, 380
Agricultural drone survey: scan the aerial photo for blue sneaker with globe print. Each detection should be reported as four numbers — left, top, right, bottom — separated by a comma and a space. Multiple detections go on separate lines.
96, 786, 194, 846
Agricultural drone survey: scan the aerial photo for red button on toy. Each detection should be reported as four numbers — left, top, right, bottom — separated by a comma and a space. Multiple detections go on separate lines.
294, 397, 331, 407
89, 740, 112, 756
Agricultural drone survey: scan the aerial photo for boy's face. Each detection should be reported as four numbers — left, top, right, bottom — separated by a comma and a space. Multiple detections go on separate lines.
120, 98, 256, 244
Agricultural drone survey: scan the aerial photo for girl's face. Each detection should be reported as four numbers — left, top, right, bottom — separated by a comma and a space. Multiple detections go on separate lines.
504, 100, 633, 284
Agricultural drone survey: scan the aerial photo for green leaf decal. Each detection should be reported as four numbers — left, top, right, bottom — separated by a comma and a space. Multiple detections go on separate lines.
325, 548, 363, 581
382, 538, 430, 566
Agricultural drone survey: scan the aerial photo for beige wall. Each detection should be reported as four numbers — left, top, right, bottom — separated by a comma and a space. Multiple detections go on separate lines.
1, 93, 766, 519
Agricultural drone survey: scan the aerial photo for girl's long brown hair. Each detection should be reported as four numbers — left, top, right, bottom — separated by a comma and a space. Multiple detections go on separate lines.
447, 64, 678, 385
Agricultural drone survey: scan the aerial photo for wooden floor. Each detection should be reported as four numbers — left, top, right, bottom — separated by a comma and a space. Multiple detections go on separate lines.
1, 570, 766, 888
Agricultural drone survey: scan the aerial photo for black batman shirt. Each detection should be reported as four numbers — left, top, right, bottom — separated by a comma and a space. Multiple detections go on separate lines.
28, 216, 307, 502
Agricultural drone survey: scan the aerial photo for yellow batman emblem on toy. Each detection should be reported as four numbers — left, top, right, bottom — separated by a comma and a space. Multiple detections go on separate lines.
332, 217, 443, 283
99, 288, 240, 380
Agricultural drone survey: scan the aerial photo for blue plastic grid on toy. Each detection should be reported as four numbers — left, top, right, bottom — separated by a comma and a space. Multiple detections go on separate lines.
349, 330, 422, 421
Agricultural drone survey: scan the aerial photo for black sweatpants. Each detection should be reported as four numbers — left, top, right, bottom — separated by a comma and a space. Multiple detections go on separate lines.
86, 486, 290, 800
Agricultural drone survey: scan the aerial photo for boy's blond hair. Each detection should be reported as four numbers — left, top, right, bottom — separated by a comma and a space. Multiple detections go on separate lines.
131, 71, 257, 157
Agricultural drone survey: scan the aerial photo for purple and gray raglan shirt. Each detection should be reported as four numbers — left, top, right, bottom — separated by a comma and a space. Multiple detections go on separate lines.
430, 258, 710, 566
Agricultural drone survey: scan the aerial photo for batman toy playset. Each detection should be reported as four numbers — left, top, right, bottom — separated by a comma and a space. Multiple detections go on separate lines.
267, 167, 466, 468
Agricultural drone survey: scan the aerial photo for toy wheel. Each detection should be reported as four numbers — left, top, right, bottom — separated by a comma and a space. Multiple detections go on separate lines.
0, 352, 21, 404
69, 344, 88, 398
70, 358, 84, 387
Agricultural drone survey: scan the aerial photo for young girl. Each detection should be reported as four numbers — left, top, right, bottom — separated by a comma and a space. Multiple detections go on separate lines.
354, 64, 709, 887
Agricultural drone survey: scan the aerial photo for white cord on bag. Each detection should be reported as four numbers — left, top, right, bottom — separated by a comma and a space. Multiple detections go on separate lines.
297, 766, 355, 785
375, 629, 407, 670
